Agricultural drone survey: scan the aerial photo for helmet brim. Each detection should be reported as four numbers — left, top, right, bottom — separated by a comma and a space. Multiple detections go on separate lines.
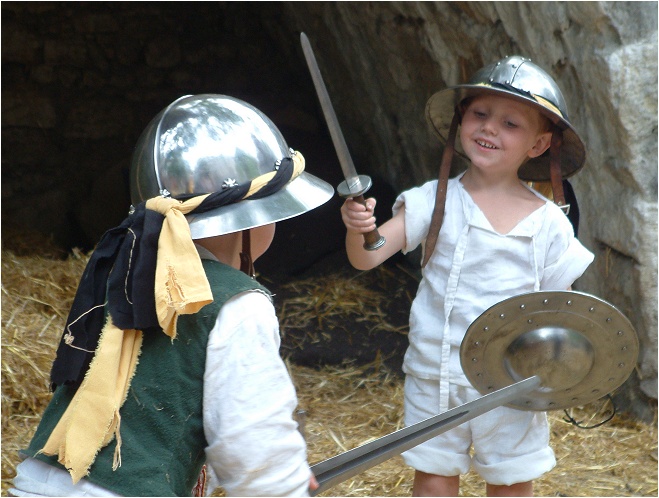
186, 171, 334, 239
425, 84, 586, 181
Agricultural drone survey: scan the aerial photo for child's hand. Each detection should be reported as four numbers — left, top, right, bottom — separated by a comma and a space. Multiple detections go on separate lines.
341, 197, 377, 233
309, 473, 319, 492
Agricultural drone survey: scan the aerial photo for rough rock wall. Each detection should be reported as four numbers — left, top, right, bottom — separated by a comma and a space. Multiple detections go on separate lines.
281, 1, 658, 404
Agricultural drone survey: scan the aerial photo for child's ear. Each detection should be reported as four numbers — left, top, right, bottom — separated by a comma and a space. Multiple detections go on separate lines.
528, 131, 552, 158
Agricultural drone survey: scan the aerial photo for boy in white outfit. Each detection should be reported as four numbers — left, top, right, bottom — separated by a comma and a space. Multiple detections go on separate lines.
340, 56, 594, 496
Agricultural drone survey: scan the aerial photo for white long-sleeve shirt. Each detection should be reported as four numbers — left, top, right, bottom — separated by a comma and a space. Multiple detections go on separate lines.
11, 248, 311, 497
202, 287, 311, 496
394, 174, 594, 412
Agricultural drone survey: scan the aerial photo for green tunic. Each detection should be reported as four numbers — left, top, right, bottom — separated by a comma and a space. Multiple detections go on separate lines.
26, 260, 268, 497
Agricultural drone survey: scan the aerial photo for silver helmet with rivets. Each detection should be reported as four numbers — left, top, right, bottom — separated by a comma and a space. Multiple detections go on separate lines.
425, 55, 586, 181
130, 94, 334, 239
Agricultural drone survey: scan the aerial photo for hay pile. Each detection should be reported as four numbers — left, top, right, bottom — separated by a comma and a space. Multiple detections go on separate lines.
2, 237, 657, 496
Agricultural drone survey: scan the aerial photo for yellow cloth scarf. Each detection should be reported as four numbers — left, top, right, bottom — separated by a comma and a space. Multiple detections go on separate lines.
40, 195, 213, 482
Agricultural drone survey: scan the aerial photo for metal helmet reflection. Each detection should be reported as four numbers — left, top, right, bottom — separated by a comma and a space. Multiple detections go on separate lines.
130, 94, 334, 239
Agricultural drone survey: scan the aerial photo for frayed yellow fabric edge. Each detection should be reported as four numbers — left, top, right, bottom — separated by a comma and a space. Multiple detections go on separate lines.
39, 318, 142, 483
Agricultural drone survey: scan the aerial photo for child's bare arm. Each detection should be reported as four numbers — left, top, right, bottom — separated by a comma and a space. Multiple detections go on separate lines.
341, 198, 406, 270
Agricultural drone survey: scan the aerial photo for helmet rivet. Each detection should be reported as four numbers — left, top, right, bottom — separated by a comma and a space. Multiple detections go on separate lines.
128, 205, 136, 215
274, 159, 282, 170
222, 178, 238, 189
160, 188, 171, 198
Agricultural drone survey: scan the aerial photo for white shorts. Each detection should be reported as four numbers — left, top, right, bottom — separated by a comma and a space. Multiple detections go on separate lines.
402, 375, 556, 486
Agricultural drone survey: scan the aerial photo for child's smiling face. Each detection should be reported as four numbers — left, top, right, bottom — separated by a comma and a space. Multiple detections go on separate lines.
460, 94, 552, 175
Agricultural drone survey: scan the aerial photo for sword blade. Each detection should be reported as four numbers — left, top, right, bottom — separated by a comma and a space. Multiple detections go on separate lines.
310, 376, 541, 495
300, 32, 363, 193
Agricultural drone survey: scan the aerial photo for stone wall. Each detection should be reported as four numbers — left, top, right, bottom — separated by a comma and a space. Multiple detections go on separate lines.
2, 1, 333, 246
2, 2, 656, 416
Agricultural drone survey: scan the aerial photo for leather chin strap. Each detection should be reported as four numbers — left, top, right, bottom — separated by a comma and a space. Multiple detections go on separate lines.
239, 230, 256, 278
421, 115, 567, 269
549, 128, 568, 213
422, 111, 460, 268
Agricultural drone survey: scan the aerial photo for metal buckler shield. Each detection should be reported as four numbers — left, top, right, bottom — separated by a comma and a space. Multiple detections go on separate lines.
460, 290, 639, 411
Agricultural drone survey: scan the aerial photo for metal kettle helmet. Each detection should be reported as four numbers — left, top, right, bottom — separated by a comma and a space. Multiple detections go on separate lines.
425, 55, 586, 181
130, 94, 334, 239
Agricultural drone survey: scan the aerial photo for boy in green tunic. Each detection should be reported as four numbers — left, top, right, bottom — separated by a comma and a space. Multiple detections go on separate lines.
11, 95, 333, 497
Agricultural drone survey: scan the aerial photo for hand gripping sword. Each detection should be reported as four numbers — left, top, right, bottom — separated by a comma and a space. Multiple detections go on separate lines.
300, 32, 386, 251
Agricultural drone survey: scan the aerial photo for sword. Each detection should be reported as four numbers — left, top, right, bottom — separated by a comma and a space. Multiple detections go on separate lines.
309, 376, 541, 495
300, 32, 386, 251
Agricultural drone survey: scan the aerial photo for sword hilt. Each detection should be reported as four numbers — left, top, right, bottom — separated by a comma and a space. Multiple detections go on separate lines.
352, 194, 386, 251
337, 175, 386, 251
